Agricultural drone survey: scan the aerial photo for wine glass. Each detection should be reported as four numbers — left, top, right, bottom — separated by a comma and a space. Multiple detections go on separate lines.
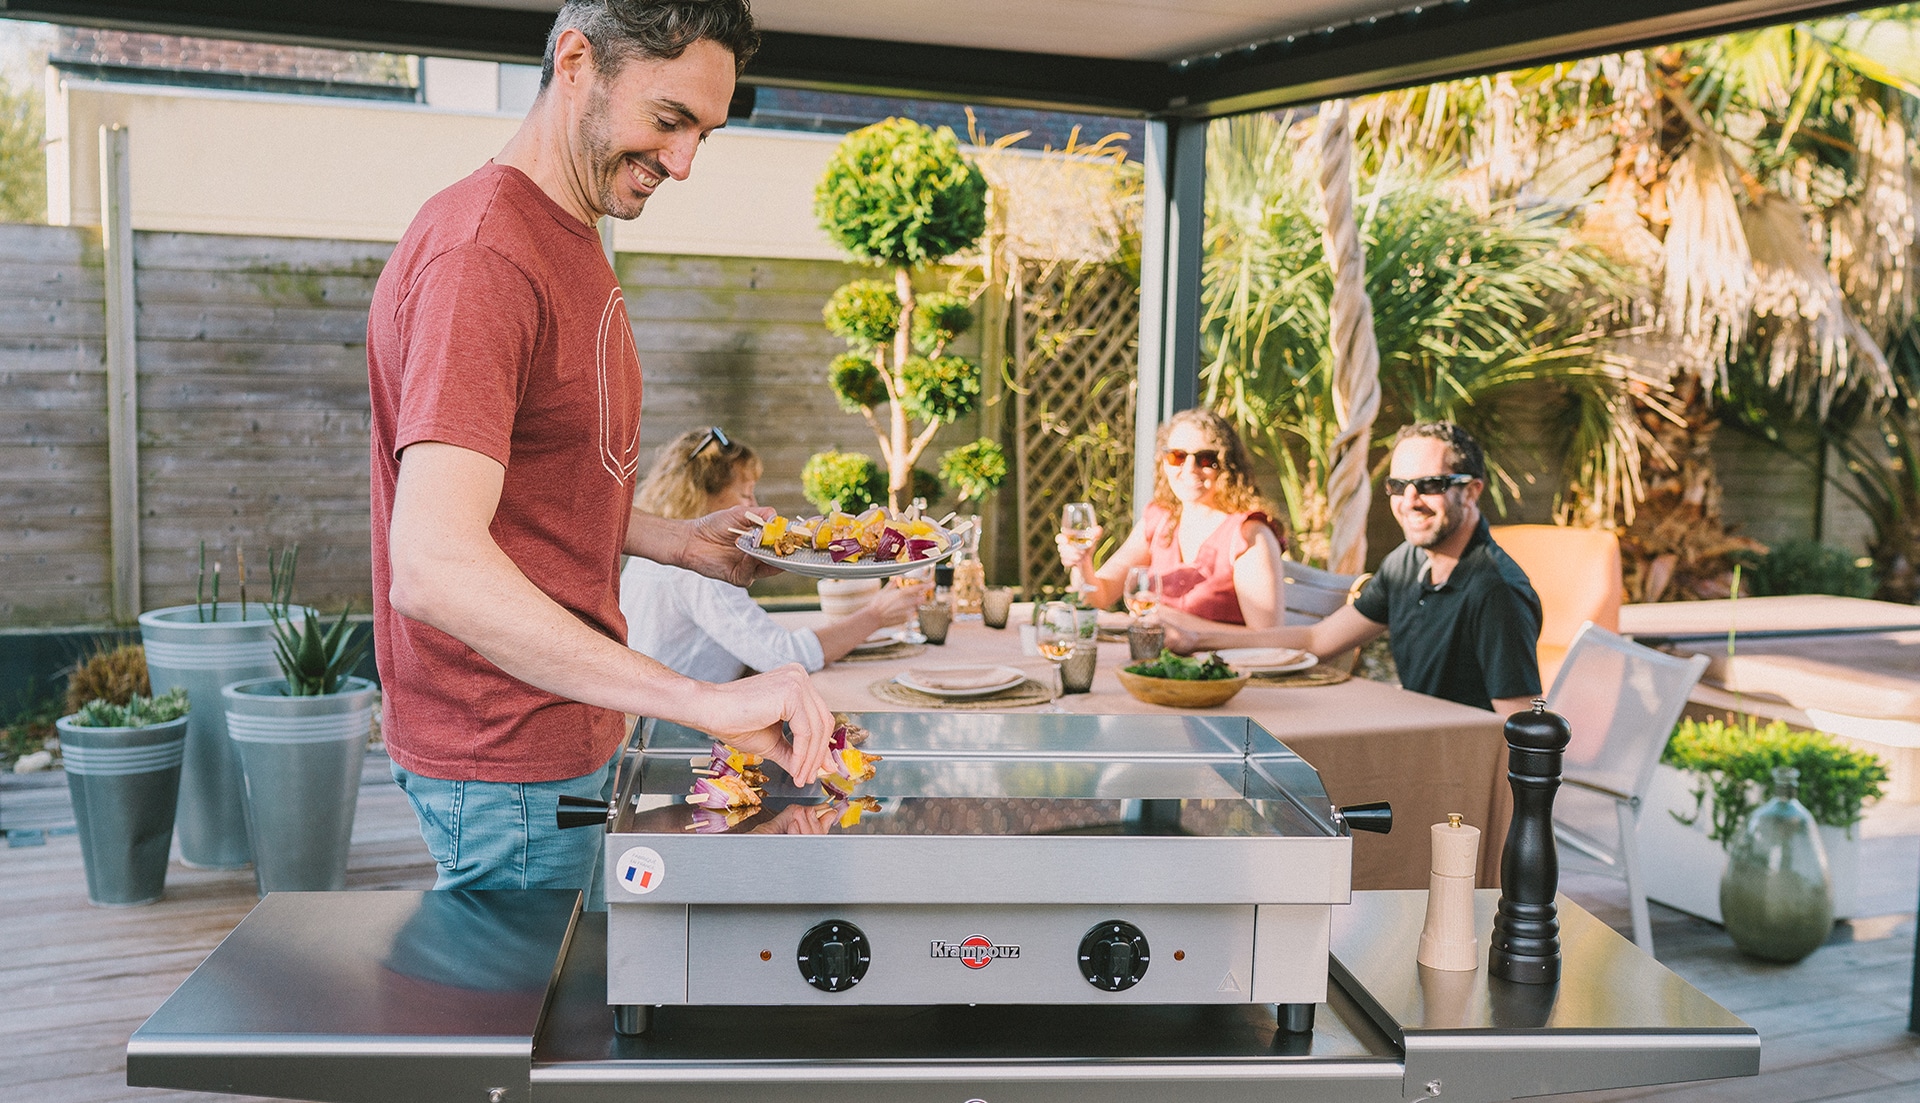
1123, 567, 1160, 624
1061, 502, 1099, 602
1036, 601, 1079, 709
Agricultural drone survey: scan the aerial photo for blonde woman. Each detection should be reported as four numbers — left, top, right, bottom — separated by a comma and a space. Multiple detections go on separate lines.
1057, 409, 1287, 630
620, 428, 924, 681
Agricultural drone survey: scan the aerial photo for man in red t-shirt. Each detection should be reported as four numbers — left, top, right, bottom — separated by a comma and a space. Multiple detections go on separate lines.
368, 0, 834, 894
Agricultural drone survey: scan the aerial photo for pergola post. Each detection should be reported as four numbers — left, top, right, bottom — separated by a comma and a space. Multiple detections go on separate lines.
1133, 116, 1206, 511
101, 124, 141, 624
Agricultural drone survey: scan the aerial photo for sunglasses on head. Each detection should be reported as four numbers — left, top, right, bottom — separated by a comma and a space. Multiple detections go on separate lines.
1384, 473, 1473, 497
1162, 448, 1222, 470
691, 426, 732, 457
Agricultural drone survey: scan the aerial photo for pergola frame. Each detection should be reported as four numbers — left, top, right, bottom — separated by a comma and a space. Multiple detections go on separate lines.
1, 0, 1882, 501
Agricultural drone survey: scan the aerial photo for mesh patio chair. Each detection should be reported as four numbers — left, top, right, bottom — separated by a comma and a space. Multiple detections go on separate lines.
1282, 560, 1369, 673
1547, 621, 1709, 953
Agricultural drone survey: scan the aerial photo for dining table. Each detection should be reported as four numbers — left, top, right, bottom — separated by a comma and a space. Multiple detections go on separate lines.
772, 608, 1513, 890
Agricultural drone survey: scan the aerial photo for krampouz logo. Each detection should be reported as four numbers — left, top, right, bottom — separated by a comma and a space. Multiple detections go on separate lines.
931, 935, 1021, 969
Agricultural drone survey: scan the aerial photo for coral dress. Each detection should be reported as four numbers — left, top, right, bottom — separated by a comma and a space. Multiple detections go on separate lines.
1142, 503, 1279, 626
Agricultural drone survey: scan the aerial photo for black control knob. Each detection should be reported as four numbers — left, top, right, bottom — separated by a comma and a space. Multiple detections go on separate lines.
1078, 920, 1150, 991
796, 920, 870, 993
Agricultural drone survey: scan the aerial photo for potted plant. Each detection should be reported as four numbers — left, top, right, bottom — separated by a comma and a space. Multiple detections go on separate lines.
138, 543, 299, 869
809, 117, 1006, 514
1637, 715, 1889, 922
220, 548, 375, 895
55, 687, 190, 906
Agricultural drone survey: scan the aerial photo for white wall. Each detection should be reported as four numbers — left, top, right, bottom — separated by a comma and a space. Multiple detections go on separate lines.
45, 75, 846, 259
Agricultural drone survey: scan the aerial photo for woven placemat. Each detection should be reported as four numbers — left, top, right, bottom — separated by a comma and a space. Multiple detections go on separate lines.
868, 677, 1057, 710
1248, 665, 1352, 688
838, 641, 928, 663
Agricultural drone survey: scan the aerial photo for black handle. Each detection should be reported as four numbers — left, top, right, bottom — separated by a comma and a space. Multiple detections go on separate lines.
1337, 801, 1392, 834
556, 795, 611, 830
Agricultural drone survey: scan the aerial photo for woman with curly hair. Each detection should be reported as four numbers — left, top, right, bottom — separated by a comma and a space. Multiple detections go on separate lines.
621, 428, 925, 681
1057, 408, 1287, 629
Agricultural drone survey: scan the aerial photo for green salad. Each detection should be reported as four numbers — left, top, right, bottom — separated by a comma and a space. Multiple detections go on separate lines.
1122, 650, 1239, 681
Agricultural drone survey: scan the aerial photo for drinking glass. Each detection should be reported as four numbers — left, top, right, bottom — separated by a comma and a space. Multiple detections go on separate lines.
1036, 601, 1079, 708
1123, 567, 1160, 623
1060, 502, 1098, 557
981, 586, 1015, 629
894, 567, 934, 644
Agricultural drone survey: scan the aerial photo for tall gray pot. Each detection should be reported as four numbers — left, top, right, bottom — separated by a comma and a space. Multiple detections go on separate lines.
55, 714, 189, 906
222, 676, 377, 896
139, 604, 298, 869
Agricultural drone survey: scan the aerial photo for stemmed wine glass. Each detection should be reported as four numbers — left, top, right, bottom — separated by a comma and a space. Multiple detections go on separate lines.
1035, 601, 1079, 710
1061, 502, 1099, 602
1123, 567, 1160, 624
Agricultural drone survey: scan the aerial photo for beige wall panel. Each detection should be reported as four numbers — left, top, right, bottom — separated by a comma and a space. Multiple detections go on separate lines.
49, 79, 843, 259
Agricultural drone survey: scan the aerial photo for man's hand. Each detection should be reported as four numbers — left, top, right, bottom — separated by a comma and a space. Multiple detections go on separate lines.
692, 664, 835, 783
681, 505, 781, 586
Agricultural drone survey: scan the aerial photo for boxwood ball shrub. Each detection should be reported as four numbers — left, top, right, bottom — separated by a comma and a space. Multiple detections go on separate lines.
814, 118, 988, 267
1663, 715, 1889, 845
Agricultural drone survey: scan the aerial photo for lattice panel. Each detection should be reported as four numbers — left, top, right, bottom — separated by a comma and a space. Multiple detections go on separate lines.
1011, 259, 1140, 593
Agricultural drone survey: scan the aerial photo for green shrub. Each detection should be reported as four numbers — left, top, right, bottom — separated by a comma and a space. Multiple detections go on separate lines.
828, 353, 890, 412
898, 355, 980, 424
822, 280, 899, 348
938, 439, 1008, 503
801, 451, 887, 513
1735, 539, 1876, 598
912, 292, 974, 351
814, 118, 988, 267
1662, 715, 1888, 844
69, 687, 190, 728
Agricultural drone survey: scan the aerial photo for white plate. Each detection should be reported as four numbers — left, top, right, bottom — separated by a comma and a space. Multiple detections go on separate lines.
1214, 647, 1318, 674
735, 530, 958, 580
894, 665, 1028, 698
851, 630, 906, 652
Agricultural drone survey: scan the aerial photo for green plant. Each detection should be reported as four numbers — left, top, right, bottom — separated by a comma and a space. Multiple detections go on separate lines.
800, 450, 887, 513
1122, 651, 1238, 681
68, 687, 189, 728
811, 118, 992, 511
271, 606, 371, 697
936, 438, 1007, 503
1, 680, 61, 767
1732, 539, 1877, 598
64, 642, 150, 715
1663, 715, 1889, 845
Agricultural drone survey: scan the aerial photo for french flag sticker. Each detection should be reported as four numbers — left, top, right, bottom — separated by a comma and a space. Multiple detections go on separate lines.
615, 847, 665, 896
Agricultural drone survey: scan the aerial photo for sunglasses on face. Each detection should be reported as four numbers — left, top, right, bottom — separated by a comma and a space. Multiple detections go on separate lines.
1162, 448, 1222, 470
1384, 473, 1474, 497
692, 426, 731, 457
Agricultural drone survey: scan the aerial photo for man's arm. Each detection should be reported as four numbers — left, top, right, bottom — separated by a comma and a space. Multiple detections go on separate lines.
625, 506, 780, 586
1161, 603, 1385, 657
388, 442, 833, 780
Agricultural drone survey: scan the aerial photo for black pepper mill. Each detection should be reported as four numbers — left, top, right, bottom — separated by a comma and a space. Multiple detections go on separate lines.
1488, 699, 1571, 984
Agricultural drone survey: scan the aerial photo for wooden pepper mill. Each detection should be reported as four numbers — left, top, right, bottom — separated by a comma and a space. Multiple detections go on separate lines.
1417, 813, 1481, 971
1488, 699, 1572, 984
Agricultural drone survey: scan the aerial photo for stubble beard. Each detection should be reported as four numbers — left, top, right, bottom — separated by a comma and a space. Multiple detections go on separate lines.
581, 81, 649, 221
1404, 497, 1465, 550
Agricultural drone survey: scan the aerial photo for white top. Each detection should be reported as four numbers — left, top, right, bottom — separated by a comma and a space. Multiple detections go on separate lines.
619, 556, 825, 682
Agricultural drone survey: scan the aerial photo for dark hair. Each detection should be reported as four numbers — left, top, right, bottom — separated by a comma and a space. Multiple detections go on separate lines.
1150, 408, 1285, 545
634, 428, 761, 520
543, 0, 759, 87
1390, 421, 1487, 481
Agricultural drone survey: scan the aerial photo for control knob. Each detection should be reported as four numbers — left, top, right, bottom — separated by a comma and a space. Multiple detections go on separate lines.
796, 920, 870, 993
1078, 920, 1150, 991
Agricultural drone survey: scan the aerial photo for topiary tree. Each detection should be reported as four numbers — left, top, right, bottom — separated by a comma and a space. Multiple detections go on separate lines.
812, 117, 1005, 511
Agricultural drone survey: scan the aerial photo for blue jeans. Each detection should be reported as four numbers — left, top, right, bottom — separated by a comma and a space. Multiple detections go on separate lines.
391, 755, 616, 907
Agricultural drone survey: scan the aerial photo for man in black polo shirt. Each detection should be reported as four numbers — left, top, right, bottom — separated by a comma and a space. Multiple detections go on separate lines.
1160, 421, 1541, 713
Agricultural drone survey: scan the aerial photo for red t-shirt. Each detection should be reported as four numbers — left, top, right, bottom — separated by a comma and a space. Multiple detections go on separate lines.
368, 163, 642, 782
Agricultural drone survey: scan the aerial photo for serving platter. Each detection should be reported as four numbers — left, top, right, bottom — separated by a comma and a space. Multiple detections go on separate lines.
735, 531, 958, 580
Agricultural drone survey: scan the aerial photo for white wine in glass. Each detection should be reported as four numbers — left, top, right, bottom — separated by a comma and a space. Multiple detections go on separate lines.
1060, 502, 1098, 556
1124, 567, 1160, 620
1035, 602, 1079, 709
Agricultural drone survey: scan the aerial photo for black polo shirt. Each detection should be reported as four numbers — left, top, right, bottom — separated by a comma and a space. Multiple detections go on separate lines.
1351, 517, 1542, 711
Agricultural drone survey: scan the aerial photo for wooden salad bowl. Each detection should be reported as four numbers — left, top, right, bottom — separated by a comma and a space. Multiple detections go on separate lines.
1115, 668, 1249, 708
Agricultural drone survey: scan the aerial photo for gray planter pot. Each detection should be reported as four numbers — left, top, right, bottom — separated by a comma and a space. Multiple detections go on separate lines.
139, 604, 303, 869
222, 676, 377, 896
55, 714, 189, 906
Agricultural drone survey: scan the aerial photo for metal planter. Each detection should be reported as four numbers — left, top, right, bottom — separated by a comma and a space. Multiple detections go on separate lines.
222, 676, 377, 896
55, 714, 189, 906
139, 604, 298, 869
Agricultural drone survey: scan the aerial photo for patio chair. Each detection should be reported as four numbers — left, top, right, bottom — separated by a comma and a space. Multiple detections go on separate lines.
1282, 559, 1369, 673
1547, 621, 1709, 953
1490, 524, 1624, 687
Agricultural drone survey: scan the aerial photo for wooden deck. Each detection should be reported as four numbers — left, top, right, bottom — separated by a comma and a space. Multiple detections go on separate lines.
3, 754, 1916, 1103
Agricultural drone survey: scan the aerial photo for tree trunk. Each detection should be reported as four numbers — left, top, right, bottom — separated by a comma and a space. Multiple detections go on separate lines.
1616, 375, 1764, 601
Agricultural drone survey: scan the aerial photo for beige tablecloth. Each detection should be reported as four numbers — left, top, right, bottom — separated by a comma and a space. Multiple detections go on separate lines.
778, 611, 1511, 890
